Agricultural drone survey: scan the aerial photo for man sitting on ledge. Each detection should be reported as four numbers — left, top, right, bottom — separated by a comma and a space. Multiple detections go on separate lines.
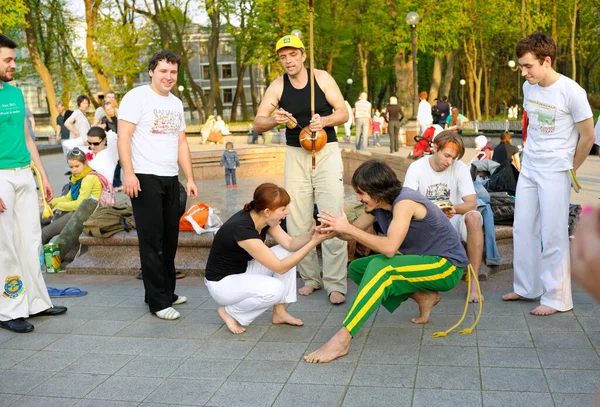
305, 160, 470, 363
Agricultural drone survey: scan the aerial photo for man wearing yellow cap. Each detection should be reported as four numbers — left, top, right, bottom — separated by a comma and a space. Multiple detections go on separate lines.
254, 35, 349, 304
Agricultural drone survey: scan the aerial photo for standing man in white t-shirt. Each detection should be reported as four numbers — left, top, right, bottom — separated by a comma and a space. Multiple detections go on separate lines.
417, 91, 433, 136
118, 50, 198, 321
404, 131, 484, 303
354, 92, 371, 151
502, 33, 595, 316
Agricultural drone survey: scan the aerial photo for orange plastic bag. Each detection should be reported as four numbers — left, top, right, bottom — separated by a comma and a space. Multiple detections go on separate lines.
179, 203, 211, 232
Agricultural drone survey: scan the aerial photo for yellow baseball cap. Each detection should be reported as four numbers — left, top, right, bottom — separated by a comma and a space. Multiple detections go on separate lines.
276, 35, 305, 52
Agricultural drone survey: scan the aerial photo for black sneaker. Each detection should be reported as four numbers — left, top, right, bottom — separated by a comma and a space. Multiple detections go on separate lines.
0, 317, 34, 333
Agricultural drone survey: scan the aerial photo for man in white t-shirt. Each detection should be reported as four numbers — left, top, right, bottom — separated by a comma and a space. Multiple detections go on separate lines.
502, 33, 595, 316
118, 50, 198, 321
404, 131, 484, 303
354, 92, 371, 151
417, 91, 433, 136
92, 90, 118, 126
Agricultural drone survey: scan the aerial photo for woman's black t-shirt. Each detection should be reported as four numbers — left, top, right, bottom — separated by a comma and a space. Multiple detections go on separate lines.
205, 210, 270, 282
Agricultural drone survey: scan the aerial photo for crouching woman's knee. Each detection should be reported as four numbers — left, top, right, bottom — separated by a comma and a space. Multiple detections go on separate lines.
261, 278, 286, 306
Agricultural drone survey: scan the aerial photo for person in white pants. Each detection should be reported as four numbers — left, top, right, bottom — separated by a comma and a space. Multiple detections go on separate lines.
204, 183, 334, 334
502, 33, 595, 316
0, 34, 67, 334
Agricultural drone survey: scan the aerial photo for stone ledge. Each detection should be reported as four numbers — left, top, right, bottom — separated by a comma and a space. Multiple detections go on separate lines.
191, 146, 286, 180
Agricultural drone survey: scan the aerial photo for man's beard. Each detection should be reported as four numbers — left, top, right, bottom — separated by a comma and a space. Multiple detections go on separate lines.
0, 71, 13, 82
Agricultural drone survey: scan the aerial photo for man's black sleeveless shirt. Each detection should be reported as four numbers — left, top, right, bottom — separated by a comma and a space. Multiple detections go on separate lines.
279, 68, 337, 147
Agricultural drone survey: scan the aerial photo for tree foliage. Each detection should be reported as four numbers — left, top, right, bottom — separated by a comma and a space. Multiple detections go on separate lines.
8, 0, 600, 122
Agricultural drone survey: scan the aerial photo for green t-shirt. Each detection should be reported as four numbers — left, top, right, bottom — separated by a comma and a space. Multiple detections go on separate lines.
0, 82, 30, 169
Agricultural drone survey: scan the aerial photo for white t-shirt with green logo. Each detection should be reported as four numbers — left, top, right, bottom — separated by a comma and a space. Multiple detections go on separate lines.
522, 74, 593, 172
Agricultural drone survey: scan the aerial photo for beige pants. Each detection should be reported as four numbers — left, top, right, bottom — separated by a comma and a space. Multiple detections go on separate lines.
284, 143, 348, 294
0, 167, 53, 321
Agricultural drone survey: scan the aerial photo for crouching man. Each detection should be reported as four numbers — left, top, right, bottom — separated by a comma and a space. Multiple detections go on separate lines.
305, 160, 471, 363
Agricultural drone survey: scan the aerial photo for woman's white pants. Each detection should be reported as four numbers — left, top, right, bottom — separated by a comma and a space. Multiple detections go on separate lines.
205, 245, 297, 326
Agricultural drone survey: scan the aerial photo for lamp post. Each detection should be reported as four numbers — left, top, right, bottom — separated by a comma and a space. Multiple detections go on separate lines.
345, 78, 353, 101
508, 60, 520, 103
459, 79, 466, 113
177, 85, 184, 98
406, 11, 419, 119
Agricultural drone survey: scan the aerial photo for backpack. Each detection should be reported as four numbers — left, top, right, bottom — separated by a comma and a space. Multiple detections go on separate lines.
82, 204, 136, 238
88, 171, 116, 206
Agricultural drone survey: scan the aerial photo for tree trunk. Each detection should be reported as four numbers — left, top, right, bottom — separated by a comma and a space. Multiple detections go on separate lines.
207, 0, 223, 116
357, 42, 368, 95
570, 0, 578, 80
552, 0, 558, 54
480, 39, 490, 120
24, 6, 58, 129
440, 51, 456, 99
429, 54, 442, 103
463, 38, 482, 120
376, 83, 388, 110
230, 65, 247, 122
393, 49, 412, 116
249, 65, 258, 116
84, 0, 111, 100
521, 0, 526, 38
61, 42, 96, 103
326, 53, 334, 74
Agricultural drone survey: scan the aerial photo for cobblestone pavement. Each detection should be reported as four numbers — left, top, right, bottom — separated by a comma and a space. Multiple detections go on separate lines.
2, 140, 596, 406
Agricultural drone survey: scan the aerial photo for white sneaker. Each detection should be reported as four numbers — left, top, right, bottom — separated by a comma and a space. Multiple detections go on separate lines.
173, 296, 187, 305
154, 307, 180, 320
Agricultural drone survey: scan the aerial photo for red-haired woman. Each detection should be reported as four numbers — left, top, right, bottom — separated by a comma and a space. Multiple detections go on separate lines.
205, 183, 334, 334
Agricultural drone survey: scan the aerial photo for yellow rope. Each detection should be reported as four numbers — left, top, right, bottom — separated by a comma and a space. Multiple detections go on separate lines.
432, 264, 483, 338
32, 162, 54, 220
460, 264, 483, 334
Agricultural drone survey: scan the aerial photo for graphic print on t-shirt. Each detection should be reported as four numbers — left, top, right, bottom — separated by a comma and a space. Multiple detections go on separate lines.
526, 100, 556, 133
151, 109, 181, 135
0, 101, 22, 126
424, 183, 451, 202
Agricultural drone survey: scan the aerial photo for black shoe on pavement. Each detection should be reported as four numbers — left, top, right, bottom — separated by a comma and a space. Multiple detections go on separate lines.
29, 306, 68, 317
0, 317, 34, 333
136, 269, 143, 280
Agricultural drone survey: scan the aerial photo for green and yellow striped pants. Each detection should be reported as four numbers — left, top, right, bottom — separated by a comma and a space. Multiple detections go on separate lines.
342, 254, 463, 336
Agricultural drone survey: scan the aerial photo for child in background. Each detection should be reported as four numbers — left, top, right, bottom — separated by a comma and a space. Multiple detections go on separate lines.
372, 110, 383, 147
41, 148, 102, 244
220, 142, 240, 189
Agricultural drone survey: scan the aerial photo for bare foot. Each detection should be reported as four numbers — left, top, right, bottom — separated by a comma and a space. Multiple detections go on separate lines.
329, 291, 345, 304
298, 285, 316, 296
469, 281, 484, 303
304, 328, 351, 363
410, 291, 441, 324
217, 306, 246, 334
530, 305, 558, 316
502, 292, 522, 301
272, 304, 304, 326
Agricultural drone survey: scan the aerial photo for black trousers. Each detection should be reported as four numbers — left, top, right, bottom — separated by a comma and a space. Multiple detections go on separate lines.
131, 174, 180, 312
